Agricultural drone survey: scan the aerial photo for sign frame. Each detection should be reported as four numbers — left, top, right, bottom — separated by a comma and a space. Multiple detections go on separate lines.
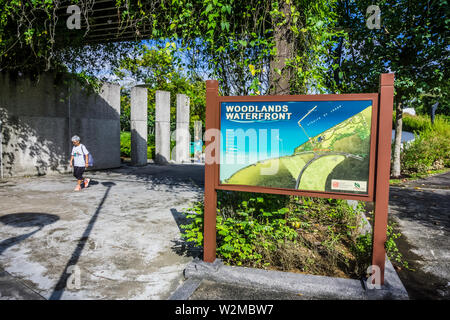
216, 93, 379, 201
204, 74, 395, 285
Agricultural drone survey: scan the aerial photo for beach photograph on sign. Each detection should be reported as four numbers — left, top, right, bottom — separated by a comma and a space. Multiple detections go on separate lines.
219, 100, 373, 195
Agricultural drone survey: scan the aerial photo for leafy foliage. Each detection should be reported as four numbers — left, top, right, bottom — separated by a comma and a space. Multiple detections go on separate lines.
329, 0, 449, 102
392, 113, 450, 175
120, 131, 155, 159
115, 42, 206, 134
401, 125, 450, 174
183, 192, 371, 277
1, 0, 343, 97
400, 114, 450, 134
328, 0, 449, 176
181, 191, 410, 277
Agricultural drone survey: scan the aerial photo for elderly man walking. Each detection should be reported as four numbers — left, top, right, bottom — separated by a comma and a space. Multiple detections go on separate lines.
69, 135, 91, 191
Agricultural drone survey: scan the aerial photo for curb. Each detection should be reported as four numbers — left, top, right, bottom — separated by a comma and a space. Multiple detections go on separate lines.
172, 257, 408, 300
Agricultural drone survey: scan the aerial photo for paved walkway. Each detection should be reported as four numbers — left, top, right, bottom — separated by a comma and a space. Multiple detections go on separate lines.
389, 171, 450, 299
0, 164, 204, 300
1, 164, 448, 300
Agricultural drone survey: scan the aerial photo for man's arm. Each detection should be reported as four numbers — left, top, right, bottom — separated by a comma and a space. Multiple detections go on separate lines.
85, 154, 89, 168
69, 155, 74, 167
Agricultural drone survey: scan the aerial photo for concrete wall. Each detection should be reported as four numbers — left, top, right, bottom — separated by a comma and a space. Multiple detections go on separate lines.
0, 72, 121, 177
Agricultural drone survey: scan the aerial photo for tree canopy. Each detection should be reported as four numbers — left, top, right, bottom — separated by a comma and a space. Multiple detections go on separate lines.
0, 0, 342, 96
329, 0, 449, 115
1, 0, 447, 112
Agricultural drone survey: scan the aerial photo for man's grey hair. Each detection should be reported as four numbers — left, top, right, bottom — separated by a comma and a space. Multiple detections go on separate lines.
71, 135, 80, 142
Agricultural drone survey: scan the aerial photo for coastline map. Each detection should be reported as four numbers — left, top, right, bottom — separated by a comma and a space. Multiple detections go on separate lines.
219, 100, 373, 195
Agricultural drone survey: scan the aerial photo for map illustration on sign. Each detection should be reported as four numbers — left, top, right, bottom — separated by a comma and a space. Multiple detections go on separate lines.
219, 100, 373, 194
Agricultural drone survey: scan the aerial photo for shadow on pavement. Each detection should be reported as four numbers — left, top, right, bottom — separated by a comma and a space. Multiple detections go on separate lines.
389, 177, 450, 299
0, 213, 59, 255
106, 163, 205, 192
49, 182, 115, 300
390, 187, 450, 232
170, 208, 202, 259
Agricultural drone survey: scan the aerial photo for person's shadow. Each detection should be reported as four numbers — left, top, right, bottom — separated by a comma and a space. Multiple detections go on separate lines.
0, 213, 60, 255
49, 181, 115, 300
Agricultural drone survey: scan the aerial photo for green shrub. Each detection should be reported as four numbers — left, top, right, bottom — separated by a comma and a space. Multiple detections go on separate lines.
181, 196, 297, 266
147, 146, 155, 159
215, 198, 298, 266
181, 191, 410, 277
120, 131, 156, 159
120, 131, 131, 157
401, 123, 450, 174
181, 192, 378, 277
353, 222, 410, 271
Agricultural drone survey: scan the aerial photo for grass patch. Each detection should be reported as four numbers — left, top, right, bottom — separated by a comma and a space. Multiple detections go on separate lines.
390, 168, 450, 185
393, 113, 450, 133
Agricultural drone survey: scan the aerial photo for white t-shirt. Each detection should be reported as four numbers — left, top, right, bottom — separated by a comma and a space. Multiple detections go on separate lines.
72, 144, 89, 167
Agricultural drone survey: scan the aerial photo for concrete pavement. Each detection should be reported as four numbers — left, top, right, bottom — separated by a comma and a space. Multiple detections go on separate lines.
389, 171, 450, 299
0, 163, 204, 299
1, 164, 447, 300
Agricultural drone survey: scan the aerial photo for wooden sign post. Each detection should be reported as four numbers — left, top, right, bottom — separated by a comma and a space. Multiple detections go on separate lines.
371, 73, 395, 284
203, 74, 394, 285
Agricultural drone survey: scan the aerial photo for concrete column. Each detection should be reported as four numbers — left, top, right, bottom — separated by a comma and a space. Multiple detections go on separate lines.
194, 121, 202, 140
174, 94, 190, 163
194, 120, 203, 163
155, 90, 171, 164
130, 86, 148, 166
99, 83, 121, 168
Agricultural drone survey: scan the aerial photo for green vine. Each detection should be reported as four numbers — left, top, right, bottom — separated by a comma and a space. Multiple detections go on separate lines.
1, 0, 344, 95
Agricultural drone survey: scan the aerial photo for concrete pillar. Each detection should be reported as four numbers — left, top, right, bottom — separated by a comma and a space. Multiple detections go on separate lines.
174, 94, 190, 163
194, 120, 203, 163
155, 90, 171, 164
194, 121, 202, 140
99, 83, 121, 168
130, 86, 148, 166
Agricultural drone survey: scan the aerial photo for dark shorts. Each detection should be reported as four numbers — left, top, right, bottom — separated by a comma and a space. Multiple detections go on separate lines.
73, 166, 85, 181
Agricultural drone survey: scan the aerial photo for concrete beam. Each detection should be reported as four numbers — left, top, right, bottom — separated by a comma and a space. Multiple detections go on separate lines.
155, 91, 171, 164
174, 94, 190, 163
130, 86, 148, 166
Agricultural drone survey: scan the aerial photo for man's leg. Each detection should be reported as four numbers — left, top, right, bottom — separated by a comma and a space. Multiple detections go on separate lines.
74, 167, 84, 191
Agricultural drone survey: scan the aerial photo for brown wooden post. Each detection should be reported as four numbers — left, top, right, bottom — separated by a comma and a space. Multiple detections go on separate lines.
372, 73, 395, 285
204, 80, 219, 262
